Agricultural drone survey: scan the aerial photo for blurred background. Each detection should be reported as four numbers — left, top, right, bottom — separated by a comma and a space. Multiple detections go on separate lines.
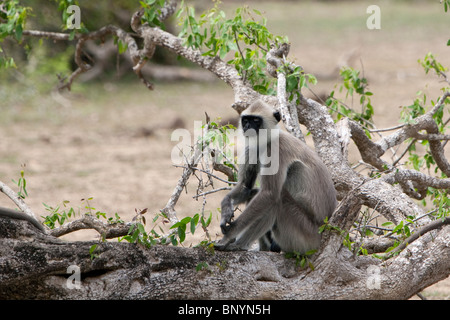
0, 0, 449, 298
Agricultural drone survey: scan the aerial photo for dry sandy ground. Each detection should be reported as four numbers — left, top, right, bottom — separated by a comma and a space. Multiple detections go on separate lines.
0, 0, 449, 299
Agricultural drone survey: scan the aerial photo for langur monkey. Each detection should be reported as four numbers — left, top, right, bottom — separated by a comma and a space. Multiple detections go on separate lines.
0, 207, 46, 232
216, 100, 337, 253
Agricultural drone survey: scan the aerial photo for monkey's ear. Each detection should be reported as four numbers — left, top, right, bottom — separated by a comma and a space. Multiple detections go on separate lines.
273, 110, 281, 122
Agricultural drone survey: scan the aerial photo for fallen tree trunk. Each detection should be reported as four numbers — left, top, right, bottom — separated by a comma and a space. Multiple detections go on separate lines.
1, 205, 448, 300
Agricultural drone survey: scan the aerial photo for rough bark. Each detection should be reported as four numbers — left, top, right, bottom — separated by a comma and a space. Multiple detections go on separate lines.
1, 212, 448, 300
2, 0, 450, 300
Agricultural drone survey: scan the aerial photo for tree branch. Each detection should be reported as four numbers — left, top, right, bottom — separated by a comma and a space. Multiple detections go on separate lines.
266, 43, 306, 142
383, 169, 450, 191
49, 214, 132, 239
387, 217, 450, 259
376, 91, 450, 154
347, 119, 389, 171
23, 24, 153, 91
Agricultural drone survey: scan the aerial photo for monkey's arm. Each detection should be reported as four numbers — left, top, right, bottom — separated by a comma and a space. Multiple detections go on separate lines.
217, 161, 286, 251
0, 207, 46, 232
220, 163, 259, 234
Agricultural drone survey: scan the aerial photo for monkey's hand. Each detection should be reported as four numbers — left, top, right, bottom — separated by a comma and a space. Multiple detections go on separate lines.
220, 202, 235, 235
220, 218, 232, 234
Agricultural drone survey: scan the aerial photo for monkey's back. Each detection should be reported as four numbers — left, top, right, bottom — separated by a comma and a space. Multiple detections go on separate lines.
278, 131, 337, 223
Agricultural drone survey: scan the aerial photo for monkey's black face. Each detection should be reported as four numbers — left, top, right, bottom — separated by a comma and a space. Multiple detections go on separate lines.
241, 115, 262, 134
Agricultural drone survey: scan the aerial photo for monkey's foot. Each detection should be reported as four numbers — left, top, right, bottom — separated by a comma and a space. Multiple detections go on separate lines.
213, 239, 246, 251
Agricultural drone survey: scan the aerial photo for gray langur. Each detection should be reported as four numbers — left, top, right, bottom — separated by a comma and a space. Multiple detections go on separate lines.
215, 100, 337, 253
0, 207, 46, 232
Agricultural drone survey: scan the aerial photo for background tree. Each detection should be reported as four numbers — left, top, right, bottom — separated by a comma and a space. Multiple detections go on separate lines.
0, 0, 449, 300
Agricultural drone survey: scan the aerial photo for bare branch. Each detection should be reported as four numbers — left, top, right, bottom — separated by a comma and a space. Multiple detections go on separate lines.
161, 146, 203, 224
413, 133, 450, 141
368, 124, 406, 133
193, 187, 232, 200
0, 180, 40, 226
22, 30, 71, 40
23, 25, 153, 91
383, 169, 450, 191
347, 119, 389, 171
139, 26, 262, 104
376, 91, 450, 153
266, 43, 305, 142
173, 164, 237, 185
426, 121, 450, 177
212, 162, 236, 183
297, 96, 426, 224
161, 117, 213, 225
387, 217, 450, 258
335, 118, 352, 159
50, 214, 132, 239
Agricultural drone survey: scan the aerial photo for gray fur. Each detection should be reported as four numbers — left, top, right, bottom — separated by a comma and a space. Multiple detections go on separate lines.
216, 100, 337, 253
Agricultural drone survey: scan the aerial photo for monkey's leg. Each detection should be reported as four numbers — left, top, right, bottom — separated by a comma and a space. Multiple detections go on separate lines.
258, 231, 272, 251
258, 231, 281, 252
216, 193, 278, 251
272, 197, 322, 254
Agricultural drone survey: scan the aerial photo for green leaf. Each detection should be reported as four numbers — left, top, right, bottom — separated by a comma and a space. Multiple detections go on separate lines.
137, 223, 146, 234
14, 24, 22, 41
170, 234, 178, 246
178, 224, 186, 243
117, 39, 128, 54
89, 244, 98, 259
305, 249, 317, 256
382, 221, 394, 227
190, 214, 199, 235
392, 221, 404, 234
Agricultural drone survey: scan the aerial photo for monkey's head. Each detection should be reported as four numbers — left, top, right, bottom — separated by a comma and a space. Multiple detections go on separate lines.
240, 100, 281, 135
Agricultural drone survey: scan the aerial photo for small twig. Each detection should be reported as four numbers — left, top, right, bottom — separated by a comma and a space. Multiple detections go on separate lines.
234, 30, 247, 83
241, 31, 268, 52
392, 138, 416, 167
161, 114, 212, 225
173, 165, 237, 185
360, 224, 394, 232
192, 187, 232, 200
50, 214, 132, 239
386, 217, 450, 259
416, 292, 428, 300
368, 124, 406, 133
430, 60, 450, 85
213, 162, 236, 183
161, 146, 203, 224
382, 209, 439, 240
